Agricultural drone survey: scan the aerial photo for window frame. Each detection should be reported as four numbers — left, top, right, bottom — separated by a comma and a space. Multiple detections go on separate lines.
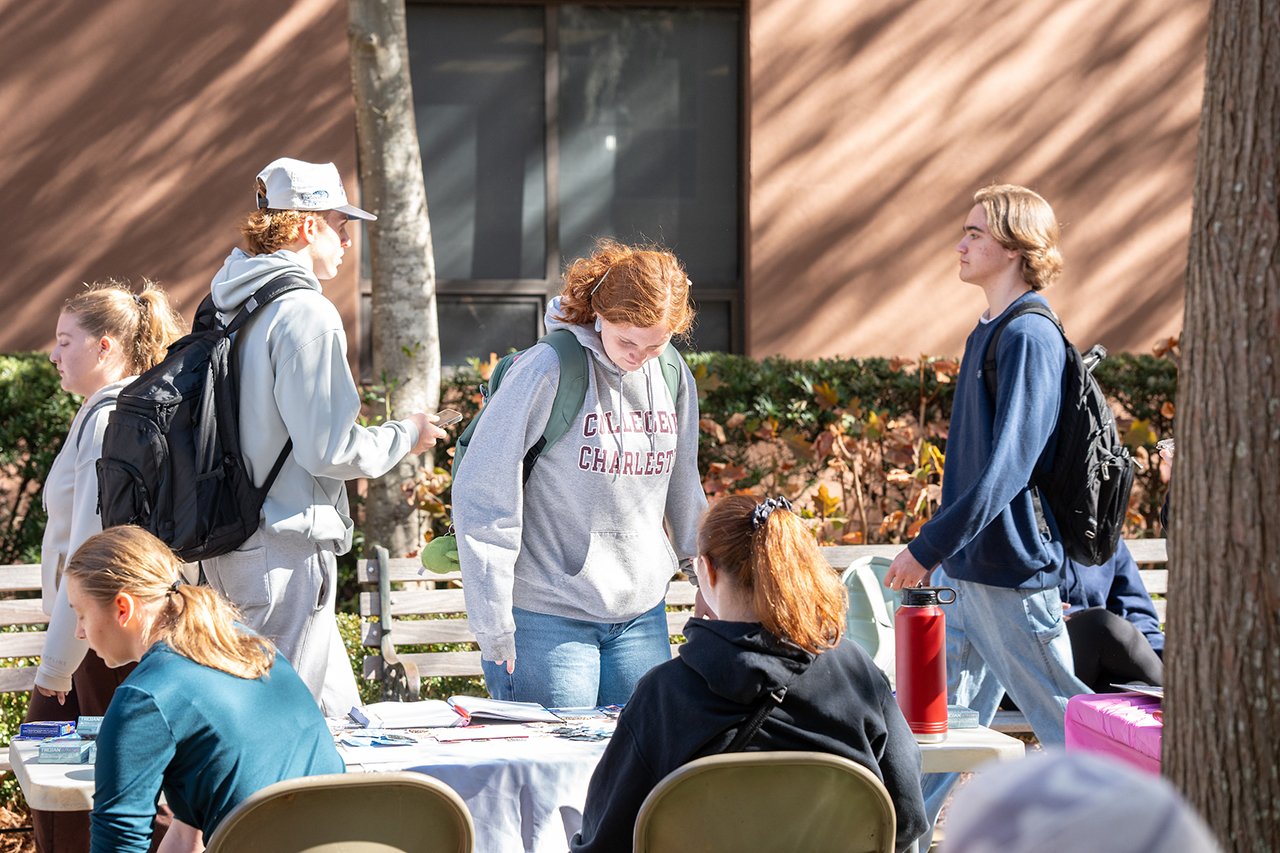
361, 0, 747, 377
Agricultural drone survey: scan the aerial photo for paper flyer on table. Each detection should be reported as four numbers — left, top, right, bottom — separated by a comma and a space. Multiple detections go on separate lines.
446, 696, 562, 723
349, 700, 466, 728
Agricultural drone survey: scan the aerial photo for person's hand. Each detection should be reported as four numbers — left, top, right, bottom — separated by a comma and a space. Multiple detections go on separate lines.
693, 587, 716, 620
493, 659, 516, 674
883, 549, 932, 591
407, 412, 449, 454
155, 816, 203, 853
35, 685, 68, 705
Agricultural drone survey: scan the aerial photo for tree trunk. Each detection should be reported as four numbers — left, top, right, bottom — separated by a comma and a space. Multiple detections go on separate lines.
347, 0, 440, 558
1166, 0, 1279, 848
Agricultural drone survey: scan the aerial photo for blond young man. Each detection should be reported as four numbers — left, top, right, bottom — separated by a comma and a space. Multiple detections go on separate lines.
883, 185, 1091, 842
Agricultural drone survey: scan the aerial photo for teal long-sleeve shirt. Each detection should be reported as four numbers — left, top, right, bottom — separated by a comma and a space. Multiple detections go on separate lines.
91, 641, 343, 852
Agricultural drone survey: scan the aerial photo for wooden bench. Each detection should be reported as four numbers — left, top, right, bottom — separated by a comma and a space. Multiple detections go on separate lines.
358, 539, 1170, 728
0, 561, 53, 776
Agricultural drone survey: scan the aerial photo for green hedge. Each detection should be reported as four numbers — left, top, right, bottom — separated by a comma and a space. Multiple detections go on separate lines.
1, 349, 1177, 571
0, 354, 81, 565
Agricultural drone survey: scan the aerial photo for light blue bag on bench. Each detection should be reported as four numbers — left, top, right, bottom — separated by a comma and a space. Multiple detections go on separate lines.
841, 556, 902, 686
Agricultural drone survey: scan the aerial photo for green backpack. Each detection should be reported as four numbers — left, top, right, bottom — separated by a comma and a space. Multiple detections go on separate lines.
451, 328, 684, 484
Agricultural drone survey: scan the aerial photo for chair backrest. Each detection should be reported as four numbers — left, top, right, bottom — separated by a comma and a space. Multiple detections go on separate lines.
203, 771, 475, 853
842, 556, 899, 683
633, 751, 897, 853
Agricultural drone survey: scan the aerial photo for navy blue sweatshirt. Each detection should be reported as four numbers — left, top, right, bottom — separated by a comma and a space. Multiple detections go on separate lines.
1059, 540, 1165, 657
570, 620, 927, 853
908, 292, 1067, 589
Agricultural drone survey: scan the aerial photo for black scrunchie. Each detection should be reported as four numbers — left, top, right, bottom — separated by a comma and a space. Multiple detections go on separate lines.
750, 496, 793, 531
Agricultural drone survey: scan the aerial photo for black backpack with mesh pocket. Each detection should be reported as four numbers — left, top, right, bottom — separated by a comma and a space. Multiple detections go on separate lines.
96, 275, 311, 562
983, 301, 1135, 566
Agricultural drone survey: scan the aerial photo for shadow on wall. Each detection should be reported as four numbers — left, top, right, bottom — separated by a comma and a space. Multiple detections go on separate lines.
749, 0, 1208, 358
0, 0, 358, 352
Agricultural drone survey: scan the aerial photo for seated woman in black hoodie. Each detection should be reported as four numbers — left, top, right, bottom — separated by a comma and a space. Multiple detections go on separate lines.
570, 495, 928, 853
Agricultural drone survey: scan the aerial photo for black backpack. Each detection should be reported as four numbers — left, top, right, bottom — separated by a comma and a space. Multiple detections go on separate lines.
983, 301, 1135, 566
96, 275, 312, 562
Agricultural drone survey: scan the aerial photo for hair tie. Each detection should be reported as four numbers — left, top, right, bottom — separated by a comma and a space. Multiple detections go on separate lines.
750, 496, 793, 531
590, 268, 611, 296
168, 578, 185, 595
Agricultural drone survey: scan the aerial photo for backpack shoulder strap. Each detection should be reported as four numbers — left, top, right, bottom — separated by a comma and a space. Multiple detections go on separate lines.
224, 274, 316, 337
981, 300, 1063, 402
75, 397, 115, 449
726, 685, 788, 753
537, 329, 589, 453
519, 329, 588, 483
657, 343, 684, 404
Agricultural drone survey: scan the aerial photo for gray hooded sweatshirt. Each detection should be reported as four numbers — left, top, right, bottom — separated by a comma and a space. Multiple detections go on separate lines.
452, 298, 707, 662
210, 248, 419, 554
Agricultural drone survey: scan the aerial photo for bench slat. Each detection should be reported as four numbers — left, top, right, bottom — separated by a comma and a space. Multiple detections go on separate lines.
364, 642, 684, 681
0, 599, 49, 627
0, 632, 47, 658
1126, 539, 1168, 563
360, 611, 695, 648
356, 558, 461, 585
0, 565, 43, 592
0, 666, 36, 693
361, 581, 698, 619
1139, 570, 1167, 595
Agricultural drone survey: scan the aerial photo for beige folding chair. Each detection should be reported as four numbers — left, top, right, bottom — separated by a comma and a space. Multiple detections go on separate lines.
203, 771, 474, 853
633, 751, 897, 853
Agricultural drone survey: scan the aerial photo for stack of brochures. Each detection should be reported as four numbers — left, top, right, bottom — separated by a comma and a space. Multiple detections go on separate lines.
349, 696, 562, 728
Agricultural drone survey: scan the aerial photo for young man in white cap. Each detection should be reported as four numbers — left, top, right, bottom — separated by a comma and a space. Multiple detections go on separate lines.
202, 158, 446, 715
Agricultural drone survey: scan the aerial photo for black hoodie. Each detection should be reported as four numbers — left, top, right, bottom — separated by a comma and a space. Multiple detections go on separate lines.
570, 619, 928, 852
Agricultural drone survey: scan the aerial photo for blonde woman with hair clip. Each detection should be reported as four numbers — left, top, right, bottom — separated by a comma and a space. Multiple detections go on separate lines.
453, 238, 708, 708
570, 494, 928, 853
63, 526, 343, 853
30, 279, 184, 853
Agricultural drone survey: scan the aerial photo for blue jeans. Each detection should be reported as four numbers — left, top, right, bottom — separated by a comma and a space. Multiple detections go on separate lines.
480, 602, 672, 707
918, 565, 1091, 846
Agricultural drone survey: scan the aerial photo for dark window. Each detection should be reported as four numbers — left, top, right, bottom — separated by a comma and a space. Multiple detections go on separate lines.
361, 3, 742, 369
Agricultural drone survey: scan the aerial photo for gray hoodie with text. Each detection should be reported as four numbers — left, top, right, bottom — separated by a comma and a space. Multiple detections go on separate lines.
452, 298, 707, 662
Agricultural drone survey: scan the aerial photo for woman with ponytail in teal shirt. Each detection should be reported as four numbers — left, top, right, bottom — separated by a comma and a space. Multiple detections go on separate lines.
64, 526, 342, 853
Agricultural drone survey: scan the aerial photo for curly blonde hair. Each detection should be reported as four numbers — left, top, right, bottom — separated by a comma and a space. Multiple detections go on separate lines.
554, 239, 695, 336
974, 185, 1064, 290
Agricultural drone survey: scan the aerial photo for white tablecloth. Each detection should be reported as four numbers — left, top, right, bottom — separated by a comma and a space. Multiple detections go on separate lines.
340, 731, 608, 853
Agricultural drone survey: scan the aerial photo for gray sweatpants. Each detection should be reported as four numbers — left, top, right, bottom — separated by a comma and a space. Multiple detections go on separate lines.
202, 527, 360, 716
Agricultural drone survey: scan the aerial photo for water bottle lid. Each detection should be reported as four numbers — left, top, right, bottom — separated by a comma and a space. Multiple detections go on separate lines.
901, 586, 956, 606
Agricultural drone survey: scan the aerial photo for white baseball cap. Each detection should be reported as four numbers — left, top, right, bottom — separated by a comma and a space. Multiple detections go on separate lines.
255, 158, 377, 221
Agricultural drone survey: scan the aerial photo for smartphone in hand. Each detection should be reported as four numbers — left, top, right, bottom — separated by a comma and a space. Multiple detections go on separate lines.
434, 409, 463, 428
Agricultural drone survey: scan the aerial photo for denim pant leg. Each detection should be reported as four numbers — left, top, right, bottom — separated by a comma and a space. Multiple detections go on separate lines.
596, 602, 673, 705
481, 603, 671, 707
481, 607, 602, 707
953, 576, 1091, 746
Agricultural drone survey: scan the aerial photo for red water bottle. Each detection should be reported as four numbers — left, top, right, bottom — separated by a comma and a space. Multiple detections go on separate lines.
895, 586, 956, 743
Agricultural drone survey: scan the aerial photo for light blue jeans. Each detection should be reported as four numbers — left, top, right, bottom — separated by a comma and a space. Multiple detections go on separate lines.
480, 602, 672, 708
918, 565, 1092, 847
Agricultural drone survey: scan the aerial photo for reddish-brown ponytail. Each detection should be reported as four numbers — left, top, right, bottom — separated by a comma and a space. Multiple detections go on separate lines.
698, 494, 847, 654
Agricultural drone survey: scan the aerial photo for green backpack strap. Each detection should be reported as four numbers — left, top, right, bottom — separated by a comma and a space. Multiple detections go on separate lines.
528, 329, 589, 479
450, 329, 589, 484
657, 343, 683, 406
